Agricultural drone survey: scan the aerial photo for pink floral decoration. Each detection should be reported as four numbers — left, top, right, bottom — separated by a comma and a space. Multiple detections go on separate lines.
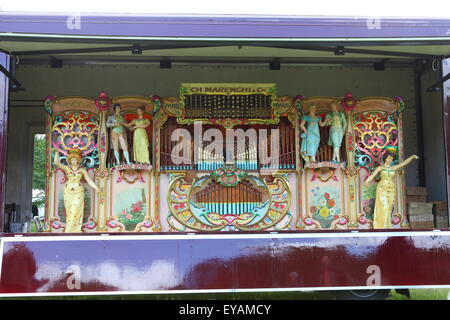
107, 220, 116, 228
392, 216, 401, 224
95, 91, 111, 111
341, 92, 357, 111
131, 202, 143, 213
144, 220, 153, 228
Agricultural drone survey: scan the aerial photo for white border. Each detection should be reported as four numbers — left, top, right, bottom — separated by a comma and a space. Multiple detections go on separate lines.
1, 230, 450, 242
1, 33, 450, 42
0, 285, 449, 298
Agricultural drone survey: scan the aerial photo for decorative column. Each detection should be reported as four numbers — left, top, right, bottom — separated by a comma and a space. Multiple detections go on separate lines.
42, 96, 56, 232
152, 95, 164, 231
395, 97, 409, 228
94, 91, 111, 232
293, 95, 304, 229
341, 93, 359, 228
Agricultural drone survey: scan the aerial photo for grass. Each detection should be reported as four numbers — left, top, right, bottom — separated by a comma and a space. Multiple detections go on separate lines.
1, 289, 448, 300
387, 288, 449, 300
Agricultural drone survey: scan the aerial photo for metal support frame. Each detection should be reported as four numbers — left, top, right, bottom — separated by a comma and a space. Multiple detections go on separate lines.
0, 57, 24, 91
427, 72, 450, 92
259, 44, 442, 59
0, 52, 10, 233
414, 60, 427, 186
442, 58, 450, 222
7, 40, 443, 60
11, 44, 227, 56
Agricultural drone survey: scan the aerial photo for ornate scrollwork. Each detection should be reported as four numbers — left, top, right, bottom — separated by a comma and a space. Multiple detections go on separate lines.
166, 167, 291, 232
358, 212, 373, 227
134, 218, 155, 232
52, 111, 100, 168
82, 217, 98, 231
111, 164, 152, 183
353, 112, 398, 171
44, 96, 56, 115
106, 217, 126, 232
48, 217, 65, 232
161, 84, 293, 128
95, 91, 112, 112
211, 165, 246, 187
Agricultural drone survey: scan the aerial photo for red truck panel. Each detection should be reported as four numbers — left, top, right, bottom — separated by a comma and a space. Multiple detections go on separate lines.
1, 231, 449, 296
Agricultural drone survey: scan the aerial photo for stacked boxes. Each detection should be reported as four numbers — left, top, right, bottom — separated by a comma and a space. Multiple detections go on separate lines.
406, 187, 427, 203
408, 202, 435, 228
432, 201, 449, 229
407, 187, 434, 228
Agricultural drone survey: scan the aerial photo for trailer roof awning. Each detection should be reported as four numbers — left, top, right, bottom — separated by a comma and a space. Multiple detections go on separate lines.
1, 13, 450, 40
1, 13, 449, 64
0, 40, 449, 66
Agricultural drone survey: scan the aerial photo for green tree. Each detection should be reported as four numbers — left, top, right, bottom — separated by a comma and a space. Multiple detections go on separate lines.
32, 134, 46, 208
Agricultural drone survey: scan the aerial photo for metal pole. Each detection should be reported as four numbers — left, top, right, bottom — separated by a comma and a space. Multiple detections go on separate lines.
441, 58, 450, 225
414, 60, 427, 186
0, 53, 10, 234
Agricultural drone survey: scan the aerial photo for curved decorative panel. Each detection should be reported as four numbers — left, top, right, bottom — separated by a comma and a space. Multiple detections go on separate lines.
353, 112, 398, 172
52, 111, 100, 169
167, 166, 292, 232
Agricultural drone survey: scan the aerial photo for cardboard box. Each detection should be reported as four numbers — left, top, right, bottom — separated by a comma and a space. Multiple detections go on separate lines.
435, 213, 449, 228
432, 201, 448, 211
408, 202, 433, 209
406, 195, 427, 203
409, 214, 434, 222
435, 222, 449, 228
409, 209, 433, 216
406, 187, 427, 196
408, 202, 433, 215
409, 221, 435, 229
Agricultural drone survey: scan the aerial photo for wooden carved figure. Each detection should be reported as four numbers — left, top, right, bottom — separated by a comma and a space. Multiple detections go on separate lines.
54, 149, 99, 233
365, 147, 418, 229
124, 106, 151, 164
300, 103, 327, 164
325, 102, 347, 163
106, 103, 132, 166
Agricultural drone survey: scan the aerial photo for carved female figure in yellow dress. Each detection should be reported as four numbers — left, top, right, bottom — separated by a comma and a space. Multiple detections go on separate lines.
365, 148, 419, 229
54, 149, 99, 233
124, 106, 151, 164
